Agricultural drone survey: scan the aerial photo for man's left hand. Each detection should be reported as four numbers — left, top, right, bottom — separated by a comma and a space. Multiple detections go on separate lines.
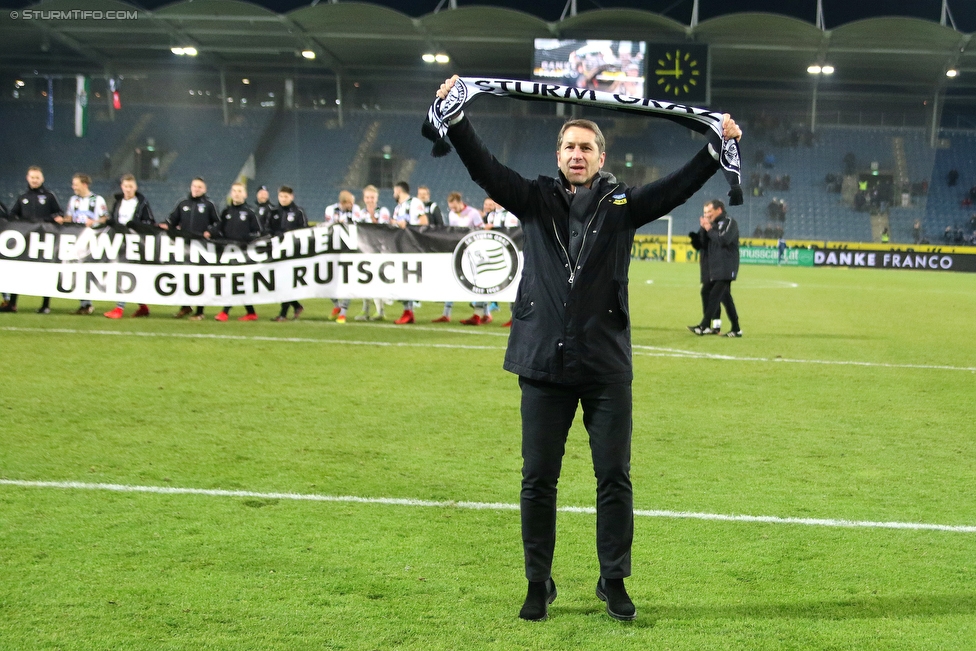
721, 114, 742, 141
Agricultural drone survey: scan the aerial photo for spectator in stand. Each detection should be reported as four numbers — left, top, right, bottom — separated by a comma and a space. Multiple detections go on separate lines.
269, 186, 309, 321
1, 166, 63, 314
0, 199, 7, 219
322, 190, 362, 324
214, 182, 263, 322
254, 185, 275, 233
417, 185, 444, 226
391, 181, 428, 325
912, 219, 922, 244
64, 173, 108, 315
103, 174, 154, 319
947, 169, 959, 187
355, 185, 390, 322
944, 226, 953, 243
161, 177, 220, 321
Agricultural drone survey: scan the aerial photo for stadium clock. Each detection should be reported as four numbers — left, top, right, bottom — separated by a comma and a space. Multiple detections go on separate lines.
654, 48, 701, 97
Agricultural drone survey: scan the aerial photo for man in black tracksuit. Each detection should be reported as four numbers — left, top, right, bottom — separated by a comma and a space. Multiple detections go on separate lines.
268, 186, 309, 321
2, 166, 63, 313
254, 185, 276, 234
417, 185, 444, 226
214, 183, 264, 321
162, 177, 220, 320
437, 75, 741, 622
688, 199, 741, 337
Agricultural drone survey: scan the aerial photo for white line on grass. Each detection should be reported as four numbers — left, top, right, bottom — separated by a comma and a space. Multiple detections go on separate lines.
0, 326, 505, 351
4, 326, 974, 372
632, 345, 976, 372
2, 478, 975, 534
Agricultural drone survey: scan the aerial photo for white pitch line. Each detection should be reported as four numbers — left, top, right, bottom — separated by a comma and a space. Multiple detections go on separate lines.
2, 479, 975, 534
0, 326, 505, 351
4, 326, 974, 372
632, 345, 976, 372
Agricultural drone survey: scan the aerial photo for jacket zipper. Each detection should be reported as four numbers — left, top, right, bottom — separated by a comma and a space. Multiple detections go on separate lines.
554, 185, 618, 285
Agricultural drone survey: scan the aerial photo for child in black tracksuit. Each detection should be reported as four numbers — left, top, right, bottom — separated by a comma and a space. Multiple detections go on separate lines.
214, 183, 264, 321
268, 186, 309, 321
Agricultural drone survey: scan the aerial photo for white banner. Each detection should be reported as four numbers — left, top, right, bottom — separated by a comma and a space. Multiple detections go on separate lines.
0, 222, 524, 305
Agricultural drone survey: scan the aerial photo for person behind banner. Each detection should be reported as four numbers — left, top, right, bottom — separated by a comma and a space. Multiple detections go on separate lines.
269, 186, 309, 322
355, 185, 391, 321
483, 197, 521, 326
391, 181, 428, 325
214, 182, 263, 322
483, 196, 520, 230
64, 173, 108, 315
417, 185, 445, 227
255, 185, 276, 234
103, 174, 155, 319
435, 74, 740, 622
322, 190, 362, 323
688, 199, 741, 337
1, 166, 63, 314
162, 177, 220, 321
433, 192, 487, 324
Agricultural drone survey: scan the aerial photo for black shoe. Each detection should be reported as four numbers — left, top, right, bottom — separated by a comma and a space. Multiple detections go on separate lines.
36, 307, 51, 314
687, 325, 718, 336
0, 304, 16, 313
518, 578, 557, 621
596, 577, 636, 621
725, 329, 743, 338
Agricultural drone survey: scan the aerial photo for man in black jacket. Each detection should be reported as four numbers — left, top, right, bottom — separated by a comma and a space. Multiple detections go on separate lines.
436, 75, 741, 622
162, 177, 220, 320
214, 182, 263, 322
2, 166, 63, 313
688, 200, 741, 337
103, 174, 155, 319
269, 186, 309, 321
254, 185, 276, 234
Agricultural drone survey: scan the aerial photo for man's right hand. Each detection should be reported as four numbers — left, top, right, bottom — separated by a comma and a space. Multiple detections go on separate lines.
437, 75, 460, 100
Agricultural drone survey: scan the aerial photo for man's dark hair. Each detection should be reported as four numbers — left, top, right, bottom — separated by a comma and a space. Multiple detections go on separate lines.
192, 176, 206, 184
707, 199, 726, 216
556, 119, 606, 154
278, 185, 294, 195
73, 173, 92, 186
395, 181, 410, 194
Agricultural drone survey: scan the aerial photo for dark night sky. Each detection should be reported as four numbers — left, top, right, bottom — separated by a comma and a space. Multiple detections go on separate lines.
1, 0, 974, 31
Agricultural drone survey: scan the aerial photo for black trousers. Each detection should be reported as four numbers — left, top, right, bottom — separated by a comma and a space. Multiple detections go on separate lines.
700, 279, 739, 330
518, 376, 633, 582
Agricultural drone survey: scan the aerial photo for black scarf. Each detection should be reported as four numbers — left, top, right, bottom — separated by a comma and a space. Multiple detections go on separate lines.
422, 77, 743, 205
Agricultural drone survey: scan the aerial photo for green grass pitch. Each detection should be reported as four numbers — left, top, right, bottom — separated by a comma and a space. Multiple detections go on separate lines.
2, 261, 975, 650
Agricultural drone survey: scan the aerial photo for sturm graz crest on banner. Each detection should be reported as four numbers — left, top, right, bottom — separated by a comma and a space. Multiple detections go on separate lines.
452, 230, 520, 295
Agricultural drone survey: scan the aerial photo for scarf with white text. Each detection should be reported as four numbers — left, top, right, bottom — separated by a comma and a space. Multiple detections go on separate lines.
422, 77, 742, 205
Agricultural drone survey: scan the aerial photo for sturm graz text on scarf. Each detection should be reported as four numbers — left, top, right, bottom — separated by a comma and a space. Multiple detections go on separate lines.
422, 77, 743, 205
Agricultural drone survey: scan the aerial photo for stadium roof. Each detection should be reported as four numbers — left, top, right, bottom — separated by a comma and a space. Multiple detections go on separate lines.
2, 0, 976, 98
